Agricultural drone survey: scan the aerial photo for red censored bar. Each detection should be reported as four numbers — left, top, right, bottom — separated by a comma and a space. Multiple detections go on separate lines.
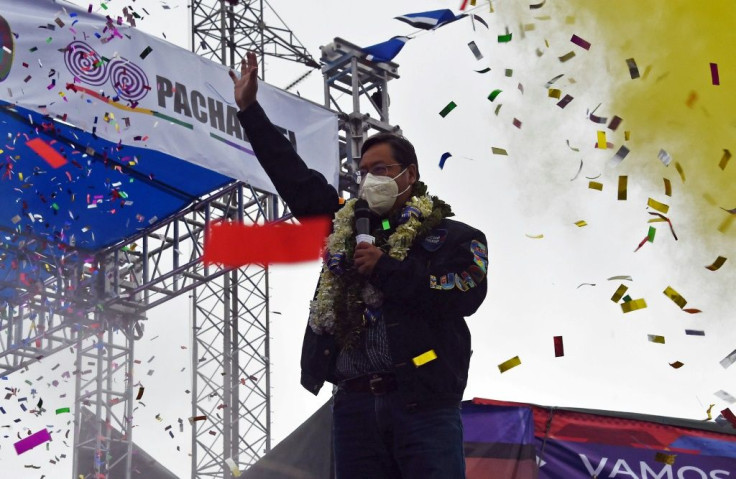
26, 138, 68, 168
203, 216, 331, 266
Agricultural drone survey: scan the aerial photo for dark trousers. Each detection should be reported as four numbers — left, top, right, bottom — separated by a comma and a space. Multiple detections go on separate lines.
332, 389, 466, 479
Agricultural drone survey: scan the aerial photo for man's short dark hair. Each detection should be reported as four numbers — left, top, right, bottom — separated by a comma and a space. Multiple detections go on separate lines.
361, 132, 420, 179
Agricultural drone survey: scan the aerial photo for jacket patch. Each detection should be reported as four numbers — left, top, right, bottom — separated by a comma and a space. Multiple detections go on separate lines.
422, 229, 448, 252
470, 240, 488, 273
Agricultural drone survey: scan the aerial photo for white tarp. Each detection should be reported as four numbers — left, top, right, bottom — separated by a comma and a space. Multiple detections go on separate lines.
0, 0, 339, 194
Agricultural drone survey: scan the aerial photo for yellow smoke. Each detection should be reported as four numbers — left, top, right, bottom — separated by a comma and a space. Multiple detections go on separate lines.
561, 0, 736, 236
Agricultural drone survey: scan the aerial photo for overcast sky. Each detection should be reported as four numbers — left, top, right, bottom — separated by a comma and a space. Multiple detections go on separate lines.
2, 0, 735, 477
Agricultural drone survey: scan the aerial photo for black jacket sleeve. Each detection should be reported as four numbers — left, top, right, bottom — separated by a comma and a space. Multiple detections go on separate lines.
370, 225, 488, 318
237, 102, 340, 220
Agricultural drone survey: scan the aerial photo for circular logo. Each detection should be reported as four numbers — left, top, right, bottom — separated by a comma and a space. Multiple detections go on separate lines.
0, 15, 14, 82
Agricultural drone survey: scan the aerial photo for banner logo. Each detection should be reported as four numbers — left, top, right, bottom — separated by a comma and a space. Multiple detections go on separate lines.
64, 41, 150, 102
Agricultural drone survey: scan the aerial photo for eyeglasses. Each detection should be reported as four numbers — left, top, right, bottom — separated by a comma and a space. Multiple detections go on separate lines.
353, 163, 403, 184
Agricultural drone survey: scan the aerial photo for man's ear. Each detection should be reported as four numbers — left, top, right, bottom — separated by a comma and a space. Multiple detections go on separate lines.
408, 164, 418, 184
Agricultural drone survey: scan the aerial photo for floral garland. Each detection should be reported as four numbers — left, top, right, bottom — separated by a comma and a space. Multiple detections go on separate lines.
308, 181, 452, 348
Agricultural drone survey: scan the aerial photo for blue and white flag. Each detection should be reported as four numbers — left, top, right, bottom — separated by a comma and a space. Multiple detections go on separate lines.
362, 36, 410, 63
394, 9, 466, 30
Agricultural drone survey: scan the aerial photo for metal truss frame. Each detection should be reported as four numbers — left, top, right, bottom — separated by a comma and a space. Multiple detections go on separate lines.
0, 7, 404, 479
320, 37, 402, 197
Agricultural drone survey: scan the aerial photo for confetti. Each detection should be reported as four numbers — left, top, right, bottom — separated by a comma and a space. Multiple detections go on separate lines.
647, 197, 670, 214
626, 58, 640, 79
721, 408, 736, 428
498, 33, 513, 43
188, 415, 207, 424
570, 159, 583, 180
663, 178, 672, 196
647, 212, 678, 240
608, 115, 623, 131
596, 131, 607, 149
548, 88, 561, 98
685, 330, 705, 336
558, 51, 576, 62
669, 361, 684, 369
557, 94, 574, 108
705, 256, 727, 271
529, 0, 546, 9
14, 428, 51, 454
574, 220, 587, 227
438, 152, 452, 170
715, 390, 736, 404
617, 175, 628, 200
658, 149, 672, 166
570, 34, 591, 50
710, 62, 720, 85
488, 89, 502, 101
706, 404, 716, 420
136, 387, 145, 400
412, 349, 437, 367
674, 161, 686, 182
719, 149, 731, 170
663, 286, 687, 309
621, 298, 647, 313
491, 147, 508, 156
467, 41, 483, 60
611, 284, 629, 303
719, 349, 736, 369
553, 336, 564, 357
225, 457, 242, 477
498, 355, 521, 373
439, 101, 457, 117
655, 453, 676, 465
525, 233, 544, 239
474, 67, 491, 74
608, 275, 633, 281
139, 46, 153, 59
55, 407, 70, 414
588, 181, 603, 191
26, 138, 68, 168
648, 334, 665, 344
512, 118, 522, 129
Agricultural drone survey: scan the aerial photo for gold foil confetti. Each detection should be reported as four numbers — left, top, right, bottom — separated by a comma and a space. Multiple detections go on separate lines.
705, 256, 727, 271
655, 453, 676, 465
663, 286, 687, 309
621, 298, 647, 313
548, 88, 562, 98
611, 284, 629, 303
706, 403, 715, 420
588, 181, 603, 191
596, 131, 607, 149
498, 355, 521, 373
647, 198, 670, 214
607, 275, 633, 281
648, 334, 665, 344
492, 147, 508, 155
558, 51, 576, 62
412, 349, 437, 367
525, 233, 544, 239
618, 176, 628, 200
663, 178, 672, 196
719, 149, 731, 170
674, 161, 686, 182
575, 220, 587, 227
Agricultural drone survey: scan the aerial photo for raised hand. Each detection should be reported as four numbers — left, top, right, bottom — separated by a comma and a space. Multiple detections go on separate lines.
229, 50, 258, 111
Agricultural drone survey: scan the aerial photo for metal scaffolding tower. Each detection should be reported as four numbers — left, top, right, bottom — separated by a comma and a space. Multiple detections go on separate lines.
0, 4, 403, 479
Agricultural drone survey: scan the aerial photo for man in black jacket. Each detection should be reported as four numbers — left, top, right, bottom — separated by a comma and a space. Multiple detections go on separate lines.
230, 52, 488, 479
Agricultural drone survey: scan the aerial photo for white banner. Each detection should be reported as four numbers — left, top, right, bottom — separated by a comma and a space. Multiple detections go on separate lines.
0, 0, 339, 194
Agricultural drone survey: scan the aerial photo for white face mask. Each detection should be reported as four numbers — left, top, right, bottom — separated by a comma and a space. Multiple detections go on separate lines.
359, 168, 411, 215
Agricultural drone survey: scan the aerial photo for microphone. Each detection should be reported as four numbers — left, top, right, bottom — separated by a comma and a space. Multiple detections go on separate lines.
354, 199, 374, 245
